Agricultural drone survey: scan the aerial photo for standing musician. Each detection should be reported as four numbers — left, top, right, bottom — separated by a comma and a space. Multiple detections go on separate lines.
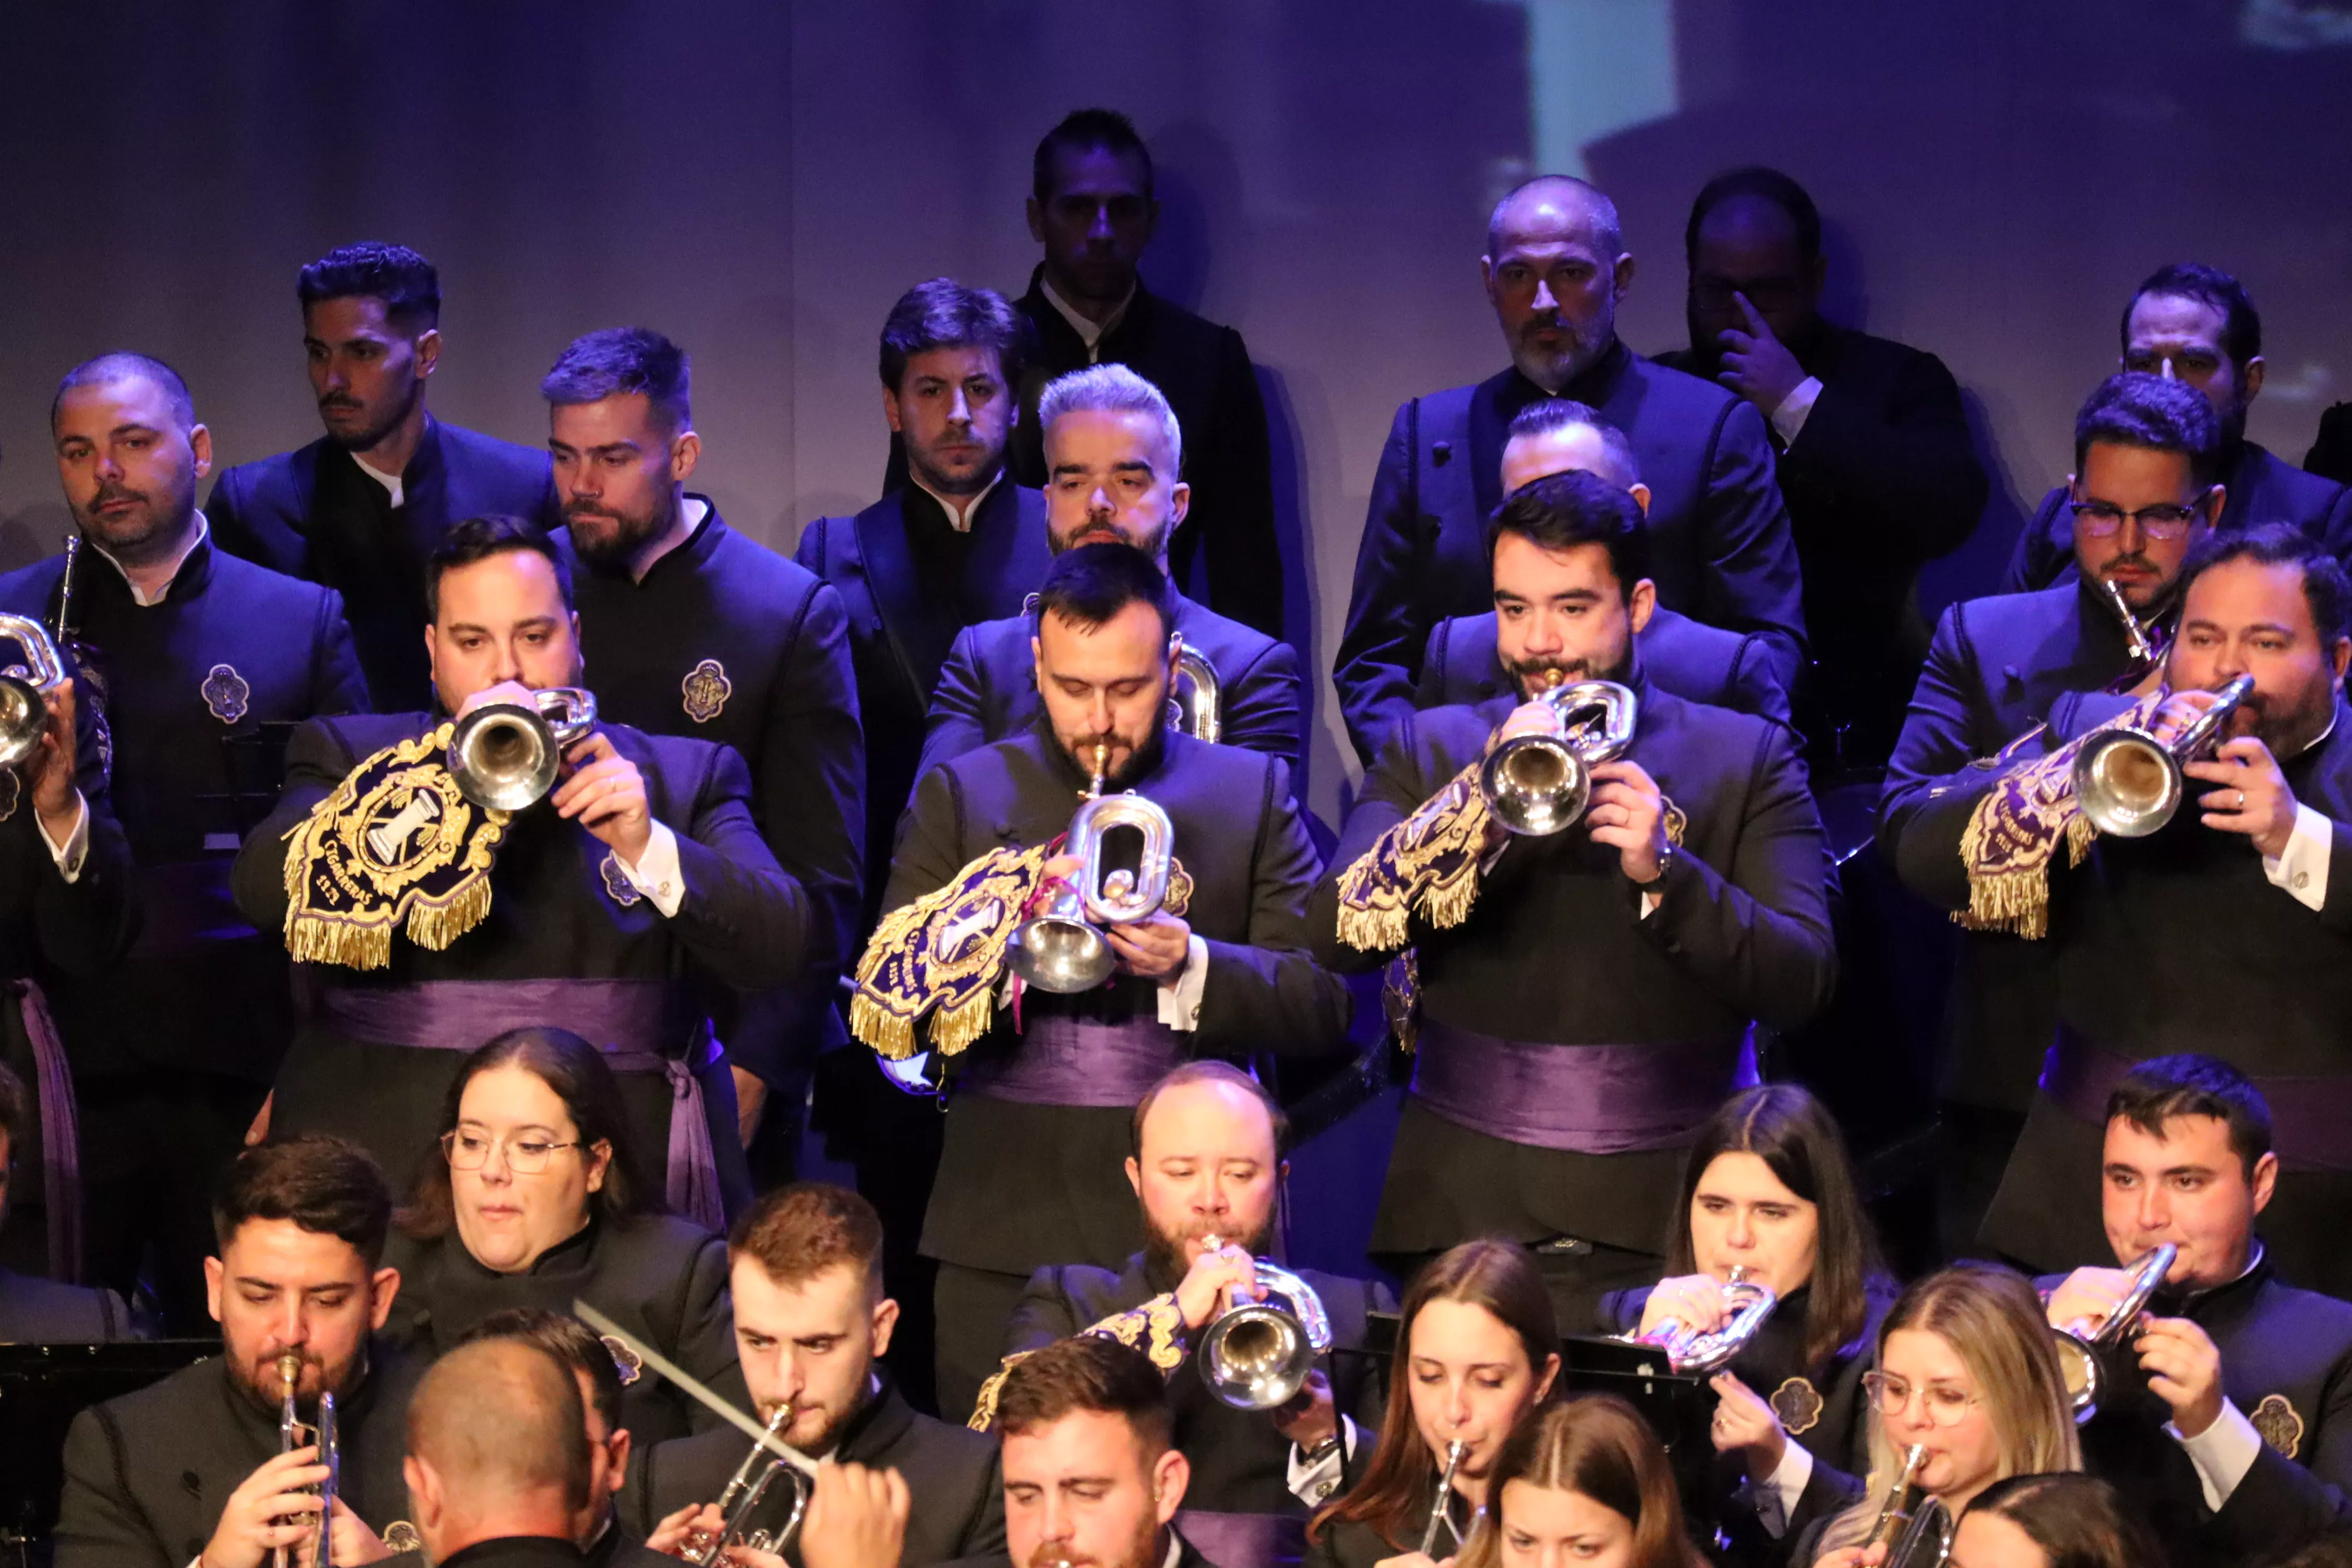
233, 514, 811, 1224
851, 541, 1348, 1418
54, 1137, 426, 1568
1310, 470, 1835, 1332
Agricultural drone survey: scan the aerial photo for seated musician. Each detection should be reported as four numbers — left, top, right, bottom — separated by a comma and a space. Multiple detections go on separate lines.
979, 1060, 1396, 1568
384, 1028, 740, 1448
1951, 1475, 2160, 1568
402, 1335, 598, 1568
625, 1182, 1004, 1567
55, 1136, 426, 1568
1599, 1083, 1898, 1553
1305, 1239, 1560, 1568
1454, 1397, 1705, 1568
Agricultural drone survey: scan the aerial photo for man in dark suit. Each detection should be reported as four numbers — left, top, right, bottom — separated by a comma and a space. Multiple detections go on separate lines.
920, 364, 1302, 779
2004, 264, 2352, 594
206, 241, 559, 713
404, 1337, 596, 1568
2309, 404, 2352, 486
1337, 175, 1806, 767
1655, 167, 1985, 769
1313, 472, 1834, 1332
1881, 373, 2227, 1253
0, 1063, 134, 1340
544, 327, 864, 1181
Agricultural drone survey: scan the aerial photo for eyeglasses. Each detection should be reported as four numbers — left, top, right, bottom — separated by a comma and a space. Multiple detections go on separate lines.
441, 1128, 582, 1174
1861, 1371, 1981, 1426
2069, 492, 2213, 540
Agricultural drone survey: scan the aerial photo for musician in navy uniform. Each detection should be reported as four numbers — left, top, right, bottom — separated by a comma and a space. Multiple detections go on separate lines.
402, 1336, 598, 1568
54, 1137, 427, 1568
1880, 373, 2227, 1255
1312, 472, 1834, 1334
0, 352, 366, 1334
920, 364, 1302, 778
2002, 264, 2352, 594
857, 544, 1348, 1418
1335, 175, 1806, 767
543, 328, 863, 1175
233, 515, 811, 1223
626, 1182, 1005, 1566
0, 1062, 135, 1340
207, 241, 561, 712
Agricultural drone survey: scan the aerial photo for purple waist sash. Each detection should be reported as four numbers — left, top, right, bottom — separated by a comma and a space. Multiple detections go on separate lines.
321, 979, 724, 1227
1175, 1511, 1303, 1568
1412, 1020, 1749, 1154
2044, 1026, 2352, 1171
9, 980, 83, 1283
958, 1012, 1189, 1108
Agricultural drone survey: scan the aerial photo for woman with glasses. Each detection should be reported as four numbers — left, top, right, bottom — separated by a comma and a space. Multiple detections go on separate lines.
1452, 1396, 1705, 1568
1308, 1240, 1561, 1568
381, 1026, 741, 1445
1946, 1475, 2157, 1568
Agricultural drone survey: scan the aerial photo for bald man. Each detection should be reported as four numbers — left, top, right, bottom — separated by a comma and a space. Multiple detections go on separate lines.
1337, 174, 1805, 766
405, 1337, 593, 1568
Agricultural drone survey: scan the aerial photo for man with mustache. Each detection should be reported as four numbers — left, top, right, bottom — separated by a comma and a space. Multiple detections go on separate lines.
919, 365, 1301, 778
1312, 470, 1834, 1332
208, 241, 562, 712
1881, 372, 2227, 1256
1335, 175, 1806, 767
993, 1337, 1209, 1568
55, 1136, 426, 1568
861, 543, 1347, 1417
0, 352, 365, 1334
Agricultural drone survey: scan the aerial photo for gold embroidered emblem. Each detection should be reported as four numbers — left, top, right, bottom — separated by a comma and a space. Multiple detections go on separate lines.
383, 1524, 423, 1554
2253, 1393, 2305, 1459
601, 1334, 645, 1386
1770, 1376, 1824, 1435
1955, 694, 2163, 938
1334, 758, 1494, 951
681, 659, 731, 724
851, 843, 1051, 1060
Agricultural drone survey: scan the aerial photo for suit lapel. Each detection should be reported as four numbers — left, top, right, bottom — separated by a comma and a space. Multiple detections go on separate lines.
851, 491, 941, 709
963, 484, 1052, 619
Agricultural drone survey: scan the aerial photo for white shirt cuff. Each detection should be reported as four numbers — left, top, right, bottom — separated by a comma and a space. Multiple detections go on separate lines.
2170, 1397, 2264, 1511
615, 821, 687, 917
2261, 802, 2331, 912
1156, 935, 1209, 1031
1769, 376, 1825, 446
1639, 888, 1662, 919
1285, 1415, 1357, 1505
38, 791, 89, 883
1753, 1438, 1815, 1538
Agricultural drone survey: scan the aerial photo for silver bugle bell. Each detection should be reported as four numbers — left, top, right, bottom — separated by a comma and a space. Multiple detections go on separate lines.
1478, 679, 1638, 836
2070, 674, 2255, 838
447, 686, 599, 811
1616, 1265, 1779, 1376
1007, 745, 1178, 995
2052, 1241, 2177, 1422
1196, 1247, 1334, 1411
682, 1402, 813, 1566
0, 612, 67, 769
1171, 645, 1221, 743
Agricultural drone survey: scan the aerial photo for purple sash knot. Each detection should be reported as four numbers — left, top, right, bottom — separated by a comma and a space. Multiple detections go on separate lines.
1412, 1019, 1750, 1154
958, 1012, 1190, 1108
2044, 1026, 2352, 1172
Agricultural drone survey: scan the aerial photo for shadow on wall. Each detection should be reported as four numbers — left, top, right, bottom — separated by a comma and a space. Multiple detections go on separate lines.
1920, 386, 2036, 619
0, 508, 74, 577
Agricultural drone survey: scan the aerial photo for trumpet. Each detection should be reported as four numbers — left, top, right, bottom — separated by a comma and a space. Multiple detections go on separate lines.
1615, 1266, 1778, 1376
1420, 1438, 1469, 1557
1194, 1240, 1333, 1412
2096, 574, 2162, 669
1170, 646, 1221, 743
2071, 674, 2255, 839
1007, 743, 1177, 995
1864, 1445, 1948, 1567
0, 613, 67, 769
2052, 1242, 2177, 1422
272, 1353, 339, 1568
681, 1403, 813, 1566
1478, 680, 1638, 836
447, 686, 599, 811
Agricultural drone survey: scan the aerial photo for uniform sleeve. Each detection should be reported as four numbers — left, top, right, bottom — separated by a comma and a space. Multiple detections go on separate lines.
1728, 635, 1796, 730
202, 469, 253, 561
878, 763, 971, 916
1334, 401, 1430, 769
672, 1232, 747, 1435
669, 743, 812, 991
1192, 329, 1284, 638
1693, 399, 1807, 690
230, 717, 356, 935
31, 656, 137, 974
918, 628, 995, 782
2000, 486, 2075, 595
790, 515, 826, 574
1777, 348, 1985, 566
311, 589, 371, 716
1877, 602, 2004, 913
1305, 726, 1432, 974
54, 1406, 168, 1568
1000, 1267, 1086, 1357
1218, 636, 1305, 770
1194, 758, 1354, 1058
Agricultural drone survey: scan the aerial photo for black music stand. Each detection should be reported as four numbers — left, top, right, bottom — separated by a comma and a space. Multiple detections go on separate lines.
1559, 1335, 1721, 1527
0, 1340, 218, 1562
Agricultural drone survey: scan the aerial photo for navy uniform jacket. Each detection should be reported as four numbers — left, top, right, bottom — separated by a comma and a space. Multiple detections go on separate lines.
622, 1375, 1005, 1567
0, 641, 136, 982
1335, 344, 1808, 766
1877, 580, 2147, 1113
1658, 326, 1986, 766
206, 416, 560, 713
794, 483, 1052, 930
2001, 439, 2352, 594
563, 501, 865, 1084
55, 1337, 426, 1568
1414, 607, 1792, 729
0, 536, 366, 1083
1309, 677, 1835, 1258
884, 724, 1350, 1278
919, 588, 1303, 779
0, 1266, 134, 1341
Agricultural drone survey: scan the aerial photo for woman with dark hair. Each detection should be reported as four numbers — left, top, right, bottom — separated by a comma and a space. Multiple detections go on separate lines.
1599, 1085, 1900, 1555
1455, 1397, 1705, 1568
1950, 1475, 2158, 1568
381, 1027, 742, 1445
1308, 1239, 1562, 1568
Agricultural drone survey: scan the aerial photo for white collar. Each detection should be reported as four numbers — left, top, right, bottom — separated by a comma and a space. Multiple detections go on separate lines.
89, 515, 209, 607
351, 449, 405, 509
913, 471, 1002, 533
631, 495, 707, 579
1159, 1533, 1181, 1568
1040, 272, 1135, 359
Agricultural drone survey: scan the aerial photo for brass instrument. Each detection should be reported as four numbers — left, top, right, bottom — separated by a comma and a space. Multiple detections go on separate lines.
2052, 1242, 2177, 1422
0, 613, 67, 769
447, 687, 599, 811
682, 1403, 813, 1566
1007, 743, 1177, 994
2097, 575, 2161, 668
1420, 1438, 1469, 1557
1615, 1266, 1779, 1376
2072, 674, 2256, 838
1171, 646, 1220, 743
1865, 1446, 1946, 1567
271, 1353, 338, 1568
50, 533, 83, 644
1478, 680, 1638, 836
1194, 1237, 1334, 1411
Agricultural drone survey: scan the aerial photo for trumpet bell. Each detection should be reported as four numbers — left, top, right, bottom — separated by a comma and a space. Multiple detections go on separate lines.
1007, 883, 1116, 994
2054, 1329, 2103, 1422
1199, 1261, 1334, 1412
1483, 740, 1593, 836
2072, 729, 2182, 838
447, 687, 597, 811
0, 673, 48, 768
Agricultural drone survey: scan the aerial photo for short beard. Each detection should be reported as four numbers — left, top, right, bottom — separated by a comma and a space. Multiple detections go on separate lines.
1050, 515, 1174, 560
2238, 675, 2339, 758
227, 1342, 362, 1419
567, 495, 672, 569
908, 434, 1007, 499
78, 482, 198, 567
324, 377, 423, 455
1141, 1212, 1274, 1293
1023, 1509, 1161, 1568
1506, 311, 1615, 395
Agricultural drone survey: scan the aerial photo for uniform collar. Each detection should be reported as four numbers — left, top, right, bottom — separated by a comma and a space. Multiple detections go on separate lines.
1037, 269, 1137, 357
832, 1370, 914, 1462
86, 515, 213, 606
1504, 335, 1632, 406
910, 471, 1004, 532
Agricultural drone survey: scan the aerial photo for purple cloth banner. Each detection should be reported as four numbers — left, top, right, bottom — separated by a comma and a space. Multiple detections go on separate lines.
1412, 1019, 1747, 1154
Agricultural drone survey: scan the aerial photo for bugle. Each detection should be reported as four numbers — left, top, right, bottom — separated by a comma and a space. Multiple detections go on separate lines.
2052, 1242, 2177, 1421
1614, 1266, 1778, 1376
1419, 1438, 1468, 1557
1007, 743, 1177, 995
1478, 680, 1637, 836
0, 613, 67, 769
1194, 1241, 1334, 1412
1171, 646, 1221, 743
447, 686, 599, 811
681, 1403, 812, 1565
2071, 675, 2255, 838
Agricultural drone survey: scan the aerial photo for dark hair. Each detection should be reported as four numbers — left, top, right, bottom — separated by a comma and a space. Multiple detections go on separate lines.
1312, 1239, 1560, 1550
52, 351, 195, 434
2072, 371, 2224, 491
2180, 522, 2352, 648
2106, 1053, 2275, 1180
425, 514, 574, 623
994, 1334, 1173, 1452
214, 1136, 393, 1267
1968, 1473, 2162, 1568
730, 1182, 885, 1295
1034, 541, 1173, 643
1131, 1060, 1288, 1159
1665, 1084, 1890, 1368
0, 1060, 25, 1157
298, 241, 442, 332
1684, 165, 1822, 268
455, 1306, 626, 1436
543, 326, 691, 432
878, 278, 1026, 393
2124, 262, 2262, 371
1458, 1398, 1704, 1568
400, 1027, 656, 1242
1485, 469, 1654, 602
2255, 1528, 2352, 1568
1033, 108, 1154, 204
1502, 400, 1642, 491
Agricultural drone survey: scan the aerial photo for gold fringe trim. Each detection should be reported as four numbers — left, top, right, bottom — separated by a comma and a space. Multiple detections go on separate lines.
967, 1351, 1034, 1432
848, 994, 917, 1060
1334, 890, 1412, 953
